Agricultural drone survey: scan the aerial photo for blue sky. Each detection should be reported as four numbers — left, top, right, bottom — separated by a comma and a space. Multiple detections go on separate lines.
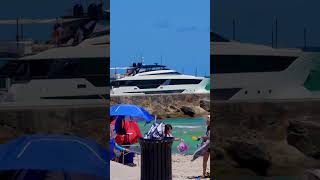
111, 0, 210, 76
213, 0, 320, 48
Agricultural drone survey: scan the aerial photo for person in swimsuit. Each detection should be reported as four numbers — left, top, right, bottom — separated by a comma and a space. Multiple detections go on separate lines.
202, 114, 210, 178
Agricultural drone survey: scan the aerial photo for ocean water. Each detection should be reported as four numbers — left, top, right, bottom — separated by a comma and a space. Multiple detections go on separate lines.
205, 81, 210, 90
138, 117, 207, 155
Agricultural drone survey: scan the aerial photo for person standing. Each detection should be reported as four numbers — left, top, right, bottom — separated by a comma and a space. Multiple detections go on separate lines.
202, 114, 210, 178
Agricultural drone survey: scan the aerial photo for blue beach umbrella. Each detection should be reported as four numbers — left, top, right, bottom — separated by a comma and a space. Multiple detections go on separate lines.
110, 104, 154, 123
0, 135, 109, 179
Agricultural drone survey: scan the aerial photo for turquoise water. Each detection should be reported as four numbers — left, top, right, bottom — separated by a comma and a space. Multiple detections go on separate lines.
138, 117, 207, 155
304, 59, 320, 91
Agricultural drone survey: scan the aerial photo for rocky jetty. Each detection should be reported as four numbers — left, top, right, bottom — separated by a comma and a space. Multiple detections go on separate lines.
0, 104, 108, 148
213, 100, 320, 177
110, 93, 210, 119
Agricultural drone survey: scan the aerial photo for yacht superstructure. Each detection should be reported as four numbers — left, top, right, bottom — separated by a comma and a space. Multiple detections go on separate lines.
111, 63, 209, 95
0, 21, 109, 103
211, 33, 320, 101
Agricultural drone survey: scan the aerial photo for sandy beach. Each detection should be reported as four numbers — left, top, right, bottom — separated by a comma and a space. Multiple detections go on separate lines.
110, 154, 210, 180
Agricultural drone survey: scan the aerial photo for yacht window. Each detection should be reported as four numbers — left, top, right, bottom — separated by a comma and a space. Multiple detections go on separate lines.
0, 78, 7, 89
0, 60, 31, 81
211, 55, 296, 74
48, 58, 107, 77
29, 61, 51, 78
112, 79, 167, 89
169, 79, 202, 85
145, 72, 181, 75
0, 60, 17, 77
90, 30, 108, 38
213, 88, 242, 100
163, 79, 171, 85
211, 33, 230, 42
14, 62, 30, 81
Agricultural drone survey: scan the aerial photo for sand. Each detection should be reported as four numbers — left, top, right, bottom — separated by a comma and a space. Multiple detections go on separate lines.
110, 154, 210, 180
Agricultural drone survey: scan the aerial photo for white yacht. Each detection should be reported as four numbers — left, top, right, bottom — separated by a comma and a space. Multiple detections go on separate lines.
211, 33, 320, 101
111, 63, 209, 95
0, 29, 109, 103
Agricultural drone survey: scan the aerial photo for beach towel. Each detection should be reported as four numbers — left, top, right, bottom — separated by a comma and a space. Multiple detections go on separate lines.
144, 122, 165, 140
191, 140, 210, 161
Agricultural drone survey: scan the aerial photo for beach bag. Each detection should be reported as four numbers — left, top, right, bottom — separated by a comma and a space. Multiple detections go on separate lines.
144, 122, 165, 139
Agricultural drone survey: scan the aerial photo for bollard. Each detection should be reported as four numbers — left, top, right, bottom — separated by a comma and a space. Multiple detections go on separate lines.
139, 137, 174, 180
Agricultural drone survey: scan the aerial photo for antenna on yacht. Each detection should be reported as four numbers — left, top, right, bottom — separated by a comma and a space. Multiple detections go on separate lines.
100, 0, 104, 15
232, 18, 236, 40
304, 27, 307, 50
160, 56, 163, 65
275, 17, 278, 48
271, 20, 274, 48
16, 18, 19, 48
20, 23, 24, 41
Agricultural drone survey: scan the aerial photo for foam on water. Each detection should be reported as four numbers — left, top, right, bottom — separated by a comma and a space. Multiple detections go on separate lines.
138, 117, 207, 155
174, 125, 202, 129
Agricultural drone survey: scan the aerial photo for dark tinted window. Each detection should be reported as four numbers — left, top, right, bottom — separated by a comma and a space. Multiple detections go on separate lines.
0, 58, 108, 87
211, 33, 230, 42
49, 58, 107, 77
0, 78, 7, 88
113, 79, 166, 89
169, 79, 202, 85
112, 79, 201, 88
211, 55, 296, 74
146, 72, 181, 75
30, 60, 50, 78
90, 30, 109, 38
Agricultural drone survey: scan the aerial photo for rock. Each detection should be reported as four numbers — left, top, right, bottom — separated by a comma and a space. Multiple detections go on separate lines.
180, 106, 196, 117
287, 132, 319, 158
302, 170, 320, 180
266, 141, 318, 172
214, 159, 257, 176
287, 120, 320, 159
225, 141, 272, 176
200, 99, 210, 112
213, 146, 225, 160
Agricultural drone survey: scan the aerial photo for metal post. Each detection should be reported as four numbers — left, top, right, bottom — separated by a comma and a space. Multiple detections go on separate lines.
275, 17, 278, 48
304, 27, 307, 50
16, 18, 19, 49
233, 19, 236, 40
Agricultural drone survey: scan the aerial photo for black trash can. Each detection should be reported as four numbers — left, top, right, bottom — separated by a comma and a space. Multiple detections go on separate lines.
139, 137, 174, 180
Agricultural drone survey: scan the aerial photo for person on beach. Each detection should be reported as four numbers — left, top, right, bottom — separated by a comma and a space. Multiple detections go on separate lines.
164, 124, 182, 141
201, 114, 210, 178
109, 117, 130, 162
190, 115, 211, 178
